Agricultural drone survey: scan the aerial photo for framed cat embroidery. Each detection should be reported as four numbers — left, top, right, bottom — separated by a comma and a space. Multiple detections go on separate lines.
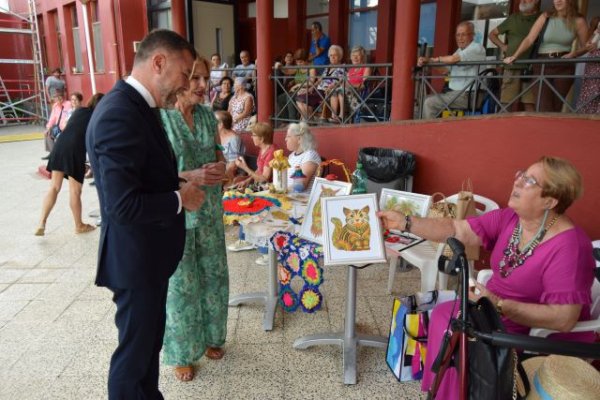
321, 193, 387, 266
299, 177, 352, 245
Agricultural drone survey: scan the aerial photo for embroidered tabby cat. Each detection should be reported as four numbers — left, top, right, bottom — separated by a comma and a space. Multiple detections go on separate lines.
331, 205, 371, 251
310, 187, 341, 237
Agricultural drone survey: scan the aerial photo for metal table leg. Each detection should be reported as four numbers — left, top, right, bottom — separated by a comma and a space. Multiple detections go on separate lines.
293, 265, 387, 384
228, 247, 279, 331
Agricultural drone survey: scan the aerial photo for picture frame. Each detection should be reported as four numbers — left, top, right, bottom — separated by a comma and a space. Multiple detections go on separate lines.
321, 193, 387, 266
379, 189, 431, 220
298, 177, 353, 245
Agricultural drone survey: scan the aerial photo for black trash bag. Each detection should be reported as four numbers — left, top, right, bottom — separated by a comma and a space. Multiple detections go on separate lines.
358, 147, 416, 183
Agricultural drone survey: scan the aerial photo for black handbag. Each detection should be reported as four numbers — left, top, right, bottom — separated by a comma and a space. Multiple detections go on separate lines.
468, 297, 529, 400
49, 106, 64, 140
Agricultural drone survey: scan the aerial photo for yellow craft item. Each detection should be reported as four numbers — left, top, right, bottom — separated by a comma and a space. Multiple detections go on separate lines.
269, 149, 290, 170
271, 210, 289, 221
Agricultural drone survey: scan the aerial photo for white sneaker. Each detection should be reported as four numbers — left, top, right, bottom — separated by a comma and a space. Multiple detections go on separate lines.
255, 254, 269, 265
227, 240, 256, 252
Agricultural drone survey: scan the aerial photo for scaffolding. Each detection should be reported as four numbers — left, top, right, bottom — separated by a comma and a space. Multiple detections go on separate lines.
0, 0, 47, 126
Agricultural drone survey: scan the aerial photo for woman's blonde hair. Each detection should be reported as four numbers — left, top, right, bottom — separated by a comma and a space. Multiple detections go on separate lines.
538, 156, 583, 214
287, 122, 316, 152
190, 55, 210, 78
547, 0, 582, 31
250, 122, 273, 145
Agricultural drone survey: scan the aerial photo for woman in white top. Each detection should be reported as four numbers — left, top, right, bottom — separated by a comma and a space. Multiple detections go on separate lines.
285, 122, 321, 192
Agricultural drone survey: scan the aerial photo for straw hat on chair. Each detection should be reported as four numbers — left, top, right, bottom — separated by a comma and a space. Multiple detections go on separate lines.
522, 355, 600, 400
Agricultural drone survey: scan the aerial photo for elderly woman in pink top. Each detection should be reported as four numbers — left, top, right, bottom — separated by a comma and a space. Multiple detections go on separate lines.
342, 45, 372, 121
378, 156, 595, 400
43, 90, 72, 155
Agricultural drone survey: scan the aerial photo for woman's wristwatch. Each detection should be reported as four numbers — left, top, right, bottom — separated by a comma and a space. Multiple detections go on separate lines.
402, 215, 412, 233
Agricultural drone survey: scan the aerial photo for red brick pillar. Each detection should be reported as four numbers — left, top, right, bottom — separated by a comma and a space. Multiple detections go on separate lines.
171, 0, 187, 38
390, 0, 419, 120
256, 0, 273, 123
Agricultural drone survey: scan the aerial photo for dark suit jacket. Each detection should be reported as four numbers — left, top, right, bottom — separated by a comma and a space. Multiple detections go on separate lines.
86, 80, 185, 288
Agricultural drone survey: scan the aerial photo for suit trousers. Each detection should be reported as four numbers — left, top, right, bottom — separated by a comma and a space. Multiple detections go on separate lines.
423, 90, 470, 119
107, 282, 168, 400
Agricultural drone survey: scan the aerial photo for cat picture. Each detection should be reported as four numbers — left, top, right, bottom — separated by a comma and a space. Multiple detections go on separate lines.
331, 205, 371, 251
310, 187, 341, 237
298, 178, 352, 245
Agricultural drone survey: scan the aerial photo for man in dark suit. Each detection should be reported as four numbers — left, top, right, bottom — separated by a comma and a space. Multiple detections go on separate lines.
86, 30, 204, 399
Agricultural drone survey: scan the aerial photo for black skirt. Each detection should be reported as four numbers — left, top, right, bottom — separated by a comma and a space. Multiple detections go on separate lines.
46, 108, 93, 184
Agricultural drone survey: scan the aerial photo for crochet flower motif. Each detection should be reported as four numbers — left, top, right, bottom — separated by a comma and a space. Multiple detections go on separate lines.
286, 252, 300, 273
300, 288, 322, 313
278, 263, 291, 285
280, 286, 299, 312
301, 258, 322, 286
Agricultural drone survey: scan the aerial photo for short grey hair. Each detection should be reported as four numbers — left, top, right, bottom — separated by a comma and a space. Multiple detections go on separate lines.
328, 44, 344, 58
350, 45, 366, 62
287, 122, 317, 152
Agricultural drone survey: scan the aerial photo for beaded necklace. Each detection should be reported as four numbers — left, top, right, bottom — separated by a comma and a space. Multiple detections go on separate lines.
498, 212, 559, 278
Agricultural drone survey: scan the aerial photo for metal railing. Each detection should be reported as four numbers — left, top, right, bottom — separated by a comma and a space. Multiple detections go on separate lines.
207, 64, 393, 126
413, 57, 600, 119
271, 63, 392, 127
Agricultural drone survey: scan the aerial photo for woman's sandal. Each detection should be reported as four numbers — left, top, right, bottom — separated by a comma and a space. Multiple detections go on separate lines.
75, 224, 96, 234
205, 347, 225, 360
174, 365, 195, 382
34, 226, 45, 236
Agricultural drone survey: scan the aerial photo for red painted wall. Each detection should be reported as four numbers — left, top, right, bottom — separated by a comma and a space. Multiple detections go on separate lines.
0, 12, 34, 102
9, 0, 148, 101
243, 115, 600, 239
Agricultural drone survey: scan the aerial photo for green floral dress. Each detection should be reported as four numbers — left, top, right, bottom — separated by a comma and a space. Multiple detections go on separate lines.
160, 105, 228, 366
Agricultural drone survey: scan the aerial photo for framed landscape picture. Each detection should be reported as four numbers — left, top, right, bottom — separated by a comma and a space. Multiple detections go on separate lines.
379, 189, 431, 220
298, 177, 352, 245
321, 193, 387, 266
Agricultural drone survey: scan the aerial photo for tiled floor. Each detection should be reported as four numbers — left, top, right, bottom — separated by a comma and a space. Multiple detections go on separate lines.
0, 131, 429, 399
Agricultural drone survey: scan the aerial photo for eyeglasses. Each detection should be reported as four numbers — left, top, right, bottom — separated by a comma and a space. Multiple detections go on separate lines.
515, 170, 542, 188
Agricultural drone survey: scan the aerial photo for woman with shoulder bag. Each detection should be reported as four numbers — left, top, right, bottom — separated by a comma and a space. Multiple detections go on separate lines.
378, 156, 596, 399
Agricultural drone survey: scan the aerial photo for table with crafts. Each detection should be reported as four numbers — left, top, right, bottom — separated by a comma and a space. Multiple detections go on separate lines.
223, 190, 306, 331
223, 189, 388, 385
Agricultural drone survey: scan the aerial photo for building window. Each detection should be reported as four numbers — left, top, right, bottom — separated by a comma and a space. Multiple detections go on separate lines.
90, 1, 104, 72
68, 7, 83, 73
348, 0, 378, 51
306, 0, 329, 34
419, 2, 436, 47
50, 11, 65, 72
460, 0, 509, 52
148, 0, 172, 30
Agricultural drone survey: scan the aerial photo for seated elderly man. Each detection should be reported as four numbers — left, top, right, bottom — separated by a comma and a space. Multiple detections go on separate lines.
418, 21, 486, 119
232, 50, 256, 93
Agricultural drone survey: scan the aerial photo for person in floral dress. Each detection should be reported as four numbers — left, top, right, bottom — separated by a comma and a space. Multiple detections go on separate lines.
227, 77, 255, 132
160, 56, 229, 382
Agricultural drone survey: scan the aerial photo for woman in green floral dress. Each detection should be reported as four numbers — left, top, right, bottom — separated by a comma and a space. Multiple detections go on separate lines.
160, 56, 229, 382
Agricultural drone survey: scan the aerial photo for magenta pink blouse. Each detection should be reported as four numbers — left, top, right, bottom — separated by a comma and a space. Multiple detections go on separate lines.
468, 208, 595, 340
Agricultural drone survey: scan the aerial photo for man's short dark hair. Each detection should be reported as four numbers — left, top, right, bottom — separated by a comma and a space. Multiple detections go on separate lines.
134, 29, 196, 66
312, 21, 322, 32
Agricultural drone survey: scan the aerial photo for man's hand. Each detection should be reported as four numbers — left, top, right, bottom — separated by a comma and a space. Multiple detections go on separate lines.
179, 182, 205, 211
417, 56, 428, 67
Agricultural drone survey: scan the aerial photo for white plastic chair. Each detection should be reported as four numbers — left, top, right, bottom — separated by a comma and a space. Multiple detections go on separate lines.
387, 194, 499, 294
476, 240, 600, 338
